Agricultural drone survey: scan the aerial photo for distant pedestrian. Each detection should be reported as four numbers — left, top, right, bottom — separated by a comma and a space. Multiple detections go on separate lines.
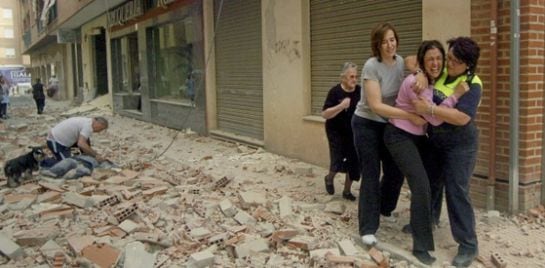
0, 75, 10, 119
32, 78, 46, 114
47, 75, 59, 97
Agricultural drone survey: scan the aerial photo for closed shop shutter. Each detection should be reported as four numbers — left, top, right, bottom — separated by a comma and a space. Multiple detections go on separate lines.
310, 0, 422, 115
214, 0, 263, 140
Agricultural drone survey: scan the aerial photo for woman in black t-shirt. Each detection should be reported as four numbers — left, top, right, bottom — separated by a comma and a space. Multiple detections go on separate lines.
322, 62, 361, 201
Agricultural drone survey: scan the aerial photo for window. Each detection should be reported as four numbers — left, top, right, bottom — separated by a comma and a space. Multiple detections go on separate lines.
3, 9, 12, 19
147, 17, 201, 102
111, 33, 140, 93
4, 28, 14, 38
5, 48, 16, 58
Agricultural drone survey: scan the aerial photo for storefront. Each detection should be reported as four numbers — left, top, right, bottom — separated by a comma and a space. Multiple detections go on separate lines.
109, 0, 206, 133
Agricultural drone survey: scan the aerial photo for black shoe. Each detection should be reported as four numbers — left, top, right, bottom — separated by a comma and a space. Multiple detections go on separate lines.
452, 249, 478, 267
402, 224, 412, 234
413, 250, 436, 265
342, 191, 356, 201
324, 175, 334, 195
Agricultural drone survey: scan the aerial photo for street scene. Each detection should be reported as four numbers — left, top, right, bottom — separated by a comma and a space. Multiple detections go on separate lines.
0, 93, 544, 267
2, 0, 545, 267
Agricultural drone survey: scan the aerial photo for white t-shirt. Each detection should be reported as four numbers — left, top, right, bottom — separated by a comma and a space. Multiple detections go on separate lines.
50, 117, 93, 147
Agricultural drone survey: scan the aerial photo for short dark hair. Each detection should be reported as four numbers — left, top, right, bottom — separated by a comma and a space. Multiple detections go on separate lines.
370, 22, 399, 62
447, 37, 480, 74
417, 40, 445, 82
94, 117, 109, 128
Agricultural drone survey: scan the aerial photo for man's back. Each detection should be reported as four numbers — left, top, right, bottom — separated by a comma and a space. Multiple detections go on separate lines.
50, 117, 93, 147
32, 83, 45, 99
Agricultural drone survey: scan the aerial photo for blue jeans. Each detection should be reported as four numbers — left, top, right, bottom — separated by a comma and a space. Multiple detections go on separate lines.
428, 122, 479, 252
47, 140, 72, 161
46, 155, 98, 179
384, 124, 434, 251
352, 116, 404, 236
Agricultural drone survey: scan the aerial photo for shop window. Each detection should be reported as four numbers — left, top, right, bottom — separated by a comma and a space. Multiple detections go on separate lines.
147, 16, 200, 103
111, 33, 140, 93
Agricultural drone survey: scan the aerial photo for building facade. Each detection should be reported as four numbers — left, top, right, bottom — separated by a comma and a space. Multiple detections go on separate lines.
16, 0, 545, 213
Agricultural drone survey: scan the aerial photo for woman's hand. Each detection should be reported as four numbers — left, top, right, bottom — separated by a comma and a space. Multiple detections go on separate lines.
412, 72, 428, 94
453, 81, 470, 99
408, 113, 427, 126
412, 97, 432, 115
339, 98, 351, 109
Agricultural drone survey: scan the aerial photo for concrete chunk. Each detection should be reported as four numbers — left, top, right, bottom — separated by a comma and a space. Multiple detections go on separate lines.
124, 241, 156, 268
63, 192, 93, 208
338, 239, 358, 256
234, 238, 270, 258
219, 199, 237, 217
40, 239, 63, 259
118, 220, 139, 234
0, 233, 25, 260
234, 210, 256, 226
13, 226, 59, 247
187, 250, 215, 268
278, 196, 293, 218
238, 191, 267, 208
310, 248, 340, 259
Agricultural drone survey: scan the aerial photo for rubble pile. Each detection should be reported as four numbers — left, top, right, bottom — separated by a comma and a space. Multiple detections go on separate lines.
2, 97, 545, 267
0, 157, 396, 267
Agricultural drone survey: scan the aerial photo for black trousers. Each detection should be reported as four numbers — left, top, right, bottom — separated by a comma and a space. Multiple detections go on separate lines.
384, 124, 434, 252
428, 123, 479, 253
352, 116, 404, 236
35, 98, 45, 114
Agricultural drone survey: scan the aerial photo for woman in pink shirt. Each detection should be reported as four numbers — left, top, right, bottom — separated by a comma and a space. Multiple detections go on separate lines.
382, 40, 467, 265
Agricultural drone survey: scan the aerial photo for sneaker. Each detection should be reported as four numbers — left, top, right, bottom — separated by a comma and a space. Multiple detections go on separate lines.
382, 214, 397, 223
452, 249, 478, 267
361, 234, 377, 246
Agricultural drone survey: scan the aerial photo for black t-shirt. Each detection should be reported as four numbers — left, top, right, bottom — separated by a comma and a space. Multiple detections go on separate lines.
322, 84, 361, 132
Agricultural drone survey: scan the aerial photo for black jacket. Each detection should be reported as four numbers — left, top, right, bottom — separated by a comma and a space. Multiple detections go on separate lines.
32, 82, 45, 99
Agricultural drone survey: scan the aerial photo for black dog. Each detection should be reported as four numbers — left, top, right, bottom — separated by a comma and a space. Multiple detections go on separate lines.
4, 146, 46, 188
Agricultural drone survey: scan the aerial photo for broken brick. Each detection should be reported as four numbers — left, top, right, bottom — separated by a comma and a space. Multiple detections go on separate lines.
97, 194, 121, 208
491, 252, 507, 268
368, 247, 388, 268
81, 243, 120, 268
113, 203, 138, 223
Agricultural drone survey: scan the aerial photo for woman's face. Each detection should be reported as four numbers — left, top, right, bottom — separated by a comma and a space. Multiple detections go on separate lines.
379, 30, 397, 60
447, 48, 468, 77
423, 47, 443, 80
341, 68, 357, 90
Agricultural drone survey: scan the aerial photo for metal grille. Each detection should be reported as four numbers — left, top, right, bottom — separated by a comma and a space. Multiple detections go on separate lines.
310, 0, 422, 115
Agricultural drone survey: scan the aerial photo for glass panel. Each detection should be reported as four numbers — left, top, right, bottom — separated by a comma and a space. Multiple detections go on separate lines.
110, 33, 139, 93
110, 38, 123, 92
147, 4, 203, 104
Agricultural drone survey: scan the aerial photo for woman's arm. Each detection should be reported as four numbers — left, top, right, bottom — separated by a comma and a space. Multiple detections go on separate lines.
365, 79, 426, 125
322, 98, 350, 119
413, 82, 480, 126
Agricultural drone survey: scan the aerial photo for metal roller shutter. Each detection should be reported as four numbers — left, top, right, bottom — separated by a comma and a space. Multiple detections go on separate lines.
310, 0, 422, 115
214, 0, 263, 140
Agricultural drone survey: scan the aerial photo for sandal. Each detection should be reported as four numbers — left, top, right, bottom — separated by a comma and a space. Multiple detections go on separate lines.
342, 191, 356, 201
324, 175, 334, 195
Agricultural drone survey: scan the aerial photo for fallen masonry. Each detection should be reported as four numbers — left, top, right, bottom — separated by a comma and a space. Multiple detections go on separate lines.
0, 104, 542, 267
